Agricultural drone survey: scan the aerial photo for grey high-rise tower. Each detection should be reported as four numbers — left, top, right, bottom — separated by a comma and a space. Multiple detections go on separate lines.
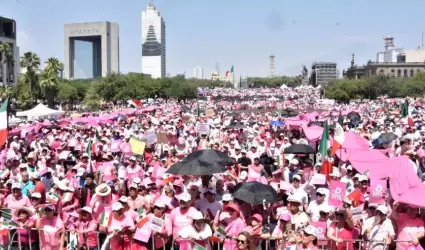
141, 2, 166, 78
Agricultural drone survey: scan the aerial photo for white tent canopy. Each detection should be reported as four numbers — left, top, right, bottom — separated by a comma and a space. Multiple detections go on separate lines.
16, 103, 64, 119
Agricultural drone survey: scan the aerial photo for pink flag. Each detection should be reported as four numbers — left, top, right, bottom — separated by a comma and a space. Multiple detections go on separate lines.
329, 180, 346, 208
369, 179, 387, 204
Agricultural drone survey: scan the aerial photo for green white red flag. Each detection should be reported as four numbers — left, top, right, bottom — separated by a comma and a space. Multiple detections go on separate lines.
0, 99, 9, 148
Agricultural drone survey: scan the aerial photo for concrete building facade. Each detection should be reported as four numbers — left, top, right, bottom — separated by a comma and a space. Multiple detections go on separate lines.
64, 21, 119, 79
310, 62, 339, 86
0, 17, 19, 85
141, 3, 166, 79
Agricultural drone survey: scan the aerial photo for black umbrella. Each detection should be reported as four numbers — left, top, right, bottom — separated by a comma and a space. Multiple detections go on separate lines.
284, 144, 316, 154
231, 181, 277, 205
379, 132, 398, 141
308, 121, 324, 127
165, 149, 234, 175
346, 111, 361, 121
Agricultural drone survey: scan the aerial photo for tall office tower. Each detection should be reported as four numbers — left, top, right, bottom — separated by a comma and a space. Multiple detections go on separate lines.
193, 66, 204, 79
141, 2, 166, 79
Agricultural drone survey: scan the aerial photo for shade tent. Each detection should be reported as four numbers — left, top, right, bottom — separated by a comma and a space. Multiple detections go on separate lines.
16, 103, 64, 119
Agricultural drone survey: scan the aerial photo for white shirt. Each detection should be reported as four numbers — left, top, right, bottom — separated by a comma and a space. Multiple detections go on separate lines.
307, 200, 329, 222
362, 217, 395, 250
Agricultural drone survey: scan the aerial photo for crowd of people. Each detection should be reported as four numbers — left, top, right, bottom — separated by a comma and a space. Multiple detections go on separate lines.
0, 86, 423, 250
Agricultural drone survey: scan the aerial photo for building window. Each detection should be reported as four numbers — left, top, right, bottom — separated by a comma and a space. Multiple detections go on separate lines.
397, 69, 401, 77
404, 69, 408, 77
410, 69, 414, 77
379, 69, 384, 75
391, 69, 395, 77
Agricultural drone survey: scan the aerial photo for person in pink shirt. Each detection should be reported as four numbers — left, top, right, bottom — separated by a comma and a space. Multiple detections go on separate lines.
4, 182, 32, 217
90, 183, 113, 220
73, 206, 98, 250
170, 193, 200, 245
119, 196, 139, 221
126, 156, 143, 174
221, 204, 246, 250
10, 206, 37, 250
103, 202, 135, 250
36, 204, 64, 250
391, 202, 425, 249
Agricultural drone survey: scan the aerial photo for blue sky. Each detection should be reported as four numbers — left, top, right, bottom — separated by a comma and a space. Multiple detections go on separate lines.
3, 0, 425, 77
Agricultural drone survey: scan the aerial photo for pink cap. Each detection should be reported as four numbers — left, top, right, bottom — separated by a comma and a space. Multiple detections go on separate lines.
279, 212, 292, 221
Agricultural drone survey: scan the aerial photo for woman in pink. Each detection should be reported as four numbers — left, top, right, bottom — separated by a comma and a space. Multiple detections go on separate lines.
300, 225, 320, 250
391, 202, 425, 249
10, 206, 38, 250
242, 214, 266, 249
73, 206, 98, 250
90, 183, 113, 220
133, 200, 172, 250
221, 204, 246, 250
271, 212, 296, 249
103, 202, 135, 250
326, 208, 354, 250
36, 204, 64, 250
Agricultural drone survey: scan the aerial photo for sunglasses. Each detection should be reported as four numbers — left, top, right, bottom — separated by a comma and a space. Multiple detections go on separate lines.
45, 208, 54, 212
154, 206, 163, 210
316, 193, 324, 197
319, 212, 328, 216
31, 198, 40, 201
237, 239, 248, 244
361, 181, 368, 185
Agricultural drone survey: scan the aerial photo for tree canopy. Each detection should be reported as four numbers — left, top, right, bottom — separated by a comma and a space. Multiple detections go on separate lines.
324, 73, 425, 102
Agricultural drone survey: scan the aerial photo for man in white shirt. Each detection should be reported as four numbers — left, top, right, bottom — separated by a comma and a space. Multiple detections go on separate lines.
307, 188, 329, 222
194, 188, 222, 220
362, 205, 395, 250
291, 175, 309, 212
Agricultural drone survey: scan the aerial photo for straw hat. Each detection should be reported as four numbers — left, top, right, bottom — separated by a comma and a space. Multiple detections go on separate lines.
13, 206, 35, 217
95, 183, 112, 196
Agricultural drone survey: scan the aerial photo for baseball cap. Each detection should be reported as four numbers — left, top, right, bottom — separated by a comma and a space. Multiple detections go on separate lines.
112, 202, 124, 211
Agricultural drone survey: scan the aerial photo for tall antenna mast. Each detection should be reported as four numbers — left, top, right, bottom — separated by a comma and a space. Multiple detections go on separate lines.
269, 55, 275, 77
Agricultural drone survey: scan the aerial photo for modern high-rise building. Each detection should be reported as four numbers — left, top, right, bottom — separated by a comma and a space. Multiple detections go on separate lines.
64, 21, 119, 79
141, 2, 166, 79
0, 16, 19, 85
310, 62, 339, 86
193, 66, 203, 79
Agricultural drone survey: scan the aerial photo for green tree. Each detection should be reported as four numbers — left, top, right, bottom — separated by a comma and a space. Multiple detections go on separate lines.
20, 52, 41, 98
39, 70, 59, 107
45, 57, 64, 77
0, 43, 12, 85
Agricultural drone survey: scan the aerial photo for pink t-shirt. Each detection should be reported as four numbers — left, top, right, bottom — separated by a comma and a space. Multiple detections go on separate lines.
4, 194, 32, 217
39, 216, 64, 250
223, 217, 245, 250
90, 193, 112, 220
75, 220, 98, 248
108, 213, 135, 249
396, 213, 425, 249
170, 206, 199, 241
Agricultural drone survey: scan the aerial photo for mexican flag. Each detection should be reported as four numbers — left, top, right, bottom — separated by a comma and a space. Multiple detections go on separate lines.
128, 99, 142, 108
99, 212, 113, 227
91, 128, 101, 153
66, 232, 78, 250
400, 99, 408, 117
225, 65, 234, 77
318, 121, 330, 159
0, 99, 9, 148
318, 121, 332, 181
136, 216, 149, 228
210, 226, 226, 243
331, 122, 345, 156
0, 208, 12, 220
137, 207, 145, 217
277, 106, 282, 117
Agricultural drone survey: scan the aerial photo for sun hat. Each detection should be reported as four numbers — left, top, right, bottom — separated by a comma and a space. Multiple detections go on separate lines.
303, 225, 318, 237
154, 200, 165, 208
31, 192, 42, 199
191, 211, 205, 220
95, 183, 112, 196
222, 193, 233, 201
13, 206, 35, 217
177, 193, 192, 202
223, 203, 240, 213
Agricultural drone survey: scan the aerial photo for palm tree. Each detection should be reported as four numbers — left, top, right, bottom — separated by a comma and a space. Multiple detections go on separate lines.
39, 69, 58, 107
44, 57, 64, 78
0, 43, 12, 86
20, 52, 41, 97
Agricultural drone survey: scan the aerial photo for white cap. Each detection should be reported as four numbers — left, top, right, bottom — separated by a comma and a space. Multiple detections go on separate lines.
31, 192, 42, 199
11, 183, 20, 189
129, 156, 136, 161
222, 193, 233, 201
154, 200, 165, 208
290, 159, 299, 165
82, 153, 89, 158
287, 194, 302, 203
119, 196, 129, 203
191, 211, 205, 220
316, 188, 327, 195
319, 205, 331, 213
78, 206, 93, 214
292, 175, 302, 181
358, 175, 368, 182
112, 202, 124, 211
303, 225, 318, 237
178, 193, 192, 202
